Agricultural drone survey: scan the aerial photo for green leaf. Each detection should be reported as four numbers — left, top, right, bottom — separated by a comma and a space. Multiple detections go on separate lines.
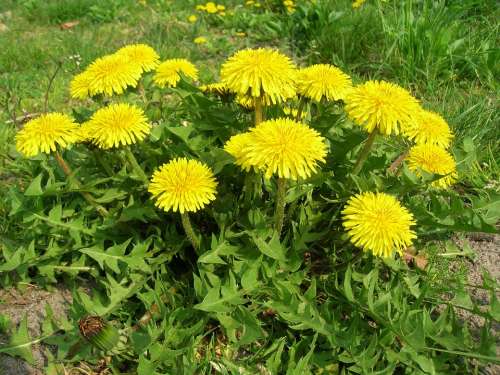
344, 265, 355, 302
24, 173, 44, 196
166, 126, 195, 144
194, 276, 246, 313
233, 306, 265, 345
404, 275, 421, 298
80, 239, 151, 274
198, 235, 239, 264
137, 355, 158, 375
265, 337, 286, 374
288, 334, 317, 375
0, 314, 34, 364
251, 233, 287, 261
241, 258, 261, 291
490, 293, 500, 321
451, 290, 474, 310
195, 286, 232, 313
94, 188, 128, 203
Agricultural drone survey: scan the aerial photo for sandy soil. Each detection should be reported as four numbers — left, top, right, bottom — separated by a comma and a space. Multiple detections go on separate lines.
0, 286, 72, 375
0, 235, 498, 374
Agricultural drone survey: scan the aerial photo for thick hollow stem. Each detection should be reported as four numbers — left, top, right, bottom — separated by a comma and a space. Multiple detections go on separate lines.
274, 177, 287, 236
254, 96, 263, 126
54, 152, 108, 217
124, 147, 148, 182
352, 130, 378, 176
181, 212, 199, 251
295, 96, 307, 122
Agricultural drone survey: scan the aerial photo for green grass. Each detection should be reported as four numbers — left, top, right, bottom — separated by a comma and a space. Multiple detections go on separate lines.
2, 0, 497, 177
286, 0, 499, 175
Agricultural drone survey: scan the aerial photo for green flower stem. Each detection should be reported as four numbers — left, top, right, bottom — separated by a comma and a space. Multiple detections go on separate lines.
295, 96, 308, 122
352, 130, 378, 176
92, 150, 113, 176
54, 152, 108, 217
274, 177, 287, 235
181, 212, 199, 251
124, 147, 148, 182
255, 96, 263, 126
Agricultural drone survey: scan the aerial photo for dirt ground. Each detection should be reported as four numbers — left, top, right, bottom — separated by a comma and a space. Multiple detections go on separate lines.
0, 286, 72, 375
0, 235, 498, 374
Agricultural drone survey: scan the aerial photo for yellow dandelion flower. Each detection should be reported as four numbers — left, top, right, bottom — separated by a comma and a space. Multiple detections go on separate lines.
70, 71, 93, 100
236, 94, 275, 109
149, 158, 217, 213
224, 133, 254, 171
194, 36, 207, 44
115, 44, 160, 73
239, 118, 328, 180
205, 2, 218, 13
406, 144, 457, 188
342, 192, 416, 258
87, 103, 151, 149
283, 107, 298, 118
15, 113, 79, 157
297, 64, 352, 102
188, 15, 197, 22
196, 5, 206, 11
403, 109, 454, 148
344, 80, 420, 136
154, 59, 199, 88
200, 82, 231, 96
74, 122, 94, 143
235, 32, 246, 37
283, 106, 309, 118
220, 48, 297, 105
217, 5, 225, 11
85, 54, 143, 96
352, 0, 366, 9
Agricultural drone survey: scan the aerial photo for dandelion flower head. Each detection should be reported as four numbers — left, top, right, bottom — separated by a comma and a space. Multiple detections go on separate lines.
154, 58, 199, 88
86, 103, 151, 149
344, 80, 420, 136
116, 44, 160, 73
200, 82, 231, 97
352, 0, 366, 9
149, 158, 218, 213
404, 109, 453, 148
74, 122, 94, 143
226, 118, 328, 180
342, 192, 416, 258
220, 48, 297, 105
84, 53, 143, 96
224, 133, 254, 171
194, 36, 207, 44
70, 71, 93, 100
236, 93, 275, 109
204, 2, 218, 13
16, 113, 79, 157
406, 144, 457, 188
296, 64, 352, 102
